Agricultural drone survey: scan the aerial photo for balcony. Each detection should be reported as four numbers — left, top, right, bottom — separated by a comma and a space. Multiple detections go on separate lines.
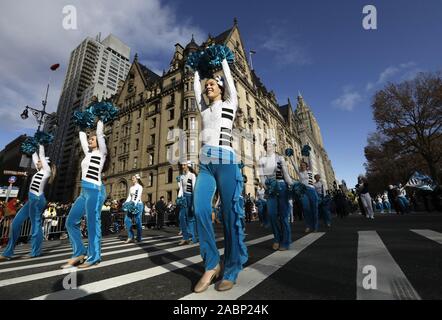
181, 107, 198, 117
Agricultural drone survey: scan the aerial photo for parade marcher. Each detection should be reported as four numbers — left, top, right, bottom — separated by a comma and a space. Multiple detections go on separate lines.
256, 183, 268, 227
295, 162, 319, 233
357, 175, 374, 219
0, 145, 53, 261
123, 174, 144, 243
192, 57, 247, 293
314, 174, 331, 228
258, 138, 293, 251
62, 120, 107, 269
375, 195, 384, 213
397, 183, 410, 213
382, 191, 391, 213
176, 161, 198, 246
155, 196, 166, 230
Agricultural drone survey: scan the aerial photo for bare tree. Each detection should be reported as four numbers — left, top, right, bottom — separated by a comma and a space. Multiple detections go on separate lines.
372, 72, 442, 183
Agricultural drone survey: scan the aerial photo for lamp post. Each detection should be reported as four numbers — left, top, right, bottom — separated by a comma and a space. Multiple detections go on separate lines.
18, 63, 60, 200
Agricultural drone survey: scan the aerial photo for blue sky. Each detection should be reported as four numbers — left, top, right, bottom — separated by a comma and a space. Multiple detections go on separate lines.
1, 0, 442, 187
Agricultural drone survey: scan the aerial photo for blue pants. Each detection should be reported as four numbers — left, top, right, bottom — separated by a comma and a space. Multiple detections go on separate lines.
383, 201, 391, 212
301, 187, 319, 231
1, 192, 46, 258
398, 196, 409, 212
194, 146, 247, 282
318, 196, 332, 226
256, 199, 268, 226
66, 180, 106, 265
266, 180, 291, 249
124, 202, 143, 241
179, 193, 198, 243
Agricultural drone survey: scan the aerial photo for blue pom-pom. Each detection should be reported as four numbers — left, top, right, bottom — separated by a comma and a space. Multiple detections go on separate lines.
265, 179, 281, 197
291, 181, 307, 197
176, 196, 187, 208
72, 109, 96, 129
186, 51, 204, 70
176, 176, 182, 183
301, 145, 311, 157
238, 161, 245, 169
122, 201, 139, 216
20, 137, 39, 155
90, 101, 119, 124
34, 131, 54, 145
285, 148, 294, 157
186, 45, 235, 79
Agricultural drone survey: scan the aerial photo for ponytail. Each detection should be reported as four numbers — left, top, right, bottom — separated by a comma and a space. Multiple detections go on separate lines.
49, 164, 57, 185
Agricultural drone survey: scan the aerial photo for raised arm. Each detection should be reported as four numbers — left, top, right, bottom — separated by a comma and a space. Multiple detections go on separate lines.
257, 158, 267, 188
221, 59, 237, 111
280, 157, 293, 186
96, 120, 107, 156
193, 71, 207, 112
177, 176, 183, 198
32, 152, 39, 169
79, 131, 89, 155
38, 145, 51, 173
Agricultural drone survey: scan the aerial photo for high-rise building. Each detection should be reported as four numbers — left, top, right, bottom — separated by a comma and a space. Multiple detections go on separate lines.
49, 34, 131, 202
69, 20, 336, 203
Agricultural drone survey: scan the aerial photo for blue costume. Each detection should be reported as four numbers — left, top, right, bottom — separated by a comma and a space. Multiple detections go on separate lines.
1, 145, 50, 259
256, 187, 268, 226
193, 58, 247, 283
177, 169, 198, 243
124, 181, 144, 242
297, 169, 319, 231
65, 120, 107, 266
259, 150, 293, 250
314, 180, 331, 227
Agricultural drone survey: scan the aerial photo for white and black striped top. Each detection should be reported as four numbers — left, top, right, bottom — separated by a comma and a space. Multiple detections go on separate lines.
299, 170, 315, 189
194, 59, 237, 151
29, 145, 51, 197
126, 183, 143, 204
276, 160, 284, 180
178, 172, 196, 197
79, 120, 107, 186
258, 154, 293, 185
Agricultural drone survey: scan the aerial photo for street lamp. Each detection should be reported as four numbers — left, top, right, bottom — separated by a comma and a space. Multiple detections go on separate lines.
20, 108, 29, 120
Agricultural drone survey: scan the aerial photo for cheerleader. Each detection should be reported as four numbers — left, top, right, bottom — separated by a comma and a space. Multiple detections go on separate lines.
314, 174, 331, 228
295, 162, 319, 233
256, 183, 267, 227
192, 58, 247, 293
258, 138, 293, 251
0, 145, 53, 261
124, 174, 144, 243
177, 161, 198, 245
62, 120, 107, 269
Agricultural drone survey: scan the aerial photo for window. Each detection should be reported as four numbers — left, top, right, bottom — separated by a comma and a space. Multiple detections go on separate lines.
133, 157, 138, 169
114, 147, 117, 156
112, 162, 115, 174
184, 118, 188, 131
147, 193, 152, 203
246, 92, 249, 102
185, 99, 189, 110
169, 109, 175, 120
167, 168, 173, 184
166, 145, 171, 160
148, 153, 154, 166
123, 143, 127, 153
148, 173, 153, 187
125, 126, 129, 136
134, 139, 139, 151
151, 118, 156, 128
185, 82, 189, 92
190, 139, 196, 153
115, 131, 119, 141
191, 98, 196, 110
190, 117, 196, 130
150, 134, 155, 145
167, 127, 174, 140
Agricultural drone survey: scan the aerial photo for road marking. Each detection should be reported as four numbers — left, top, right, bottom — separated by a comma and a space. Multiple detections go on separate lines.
0, 236, 181, 268
0, 237, 224, 288
410, 229, 442, 245
356, 231, 421, 300
31, 235, 273, 300
180, 232, 325, 300
0, 236, 182, 274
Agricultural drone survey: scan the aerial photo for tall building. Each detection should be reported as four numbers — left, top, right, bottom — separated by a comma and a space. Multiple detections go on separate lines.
49, 34, 131, 202
69, 20, 336, 203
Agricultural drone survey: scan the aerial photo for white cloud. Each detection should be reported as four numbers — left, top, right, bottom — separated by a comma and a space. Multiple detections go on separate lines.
0, 0, 204, 148
258, 21, 311, 67
332, 88, 363, 111
365, 61, 418, 91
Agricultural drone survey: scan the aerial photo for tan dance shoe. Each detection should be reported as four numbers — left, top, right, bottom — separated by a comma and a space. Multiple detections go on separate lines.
272, 243, 280, 251
0, 256, 10, 262
194, 264, 221, 293
60, 255, 86, 269
77, 262, 98, 269
216, 280, 235, 292
125, 238, 134, 244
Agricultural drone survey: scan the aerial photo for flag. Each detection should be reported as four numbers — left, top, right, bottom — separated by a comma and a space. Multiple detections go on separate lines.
250, 50, 256, 55
405, 171, 435, 191
50, 63, 60, 71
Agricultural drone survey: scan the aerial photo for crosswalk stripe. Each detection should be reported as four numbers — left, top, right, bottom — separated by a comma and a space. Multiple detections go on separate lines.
4, 236, 171, 258
31, 235, 274, 300
356, 231, 421, 300
0, 236, 182, 274
410, 229, 442, 245
0, 236, 181, 267
0, 237, 224, 288
180, 232, 325, 300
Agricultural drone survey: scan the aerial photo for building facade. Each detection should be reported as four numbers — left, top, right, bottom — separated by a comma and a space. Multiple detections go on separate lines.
71, 21, 337, 204
49, 34, 131, 202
